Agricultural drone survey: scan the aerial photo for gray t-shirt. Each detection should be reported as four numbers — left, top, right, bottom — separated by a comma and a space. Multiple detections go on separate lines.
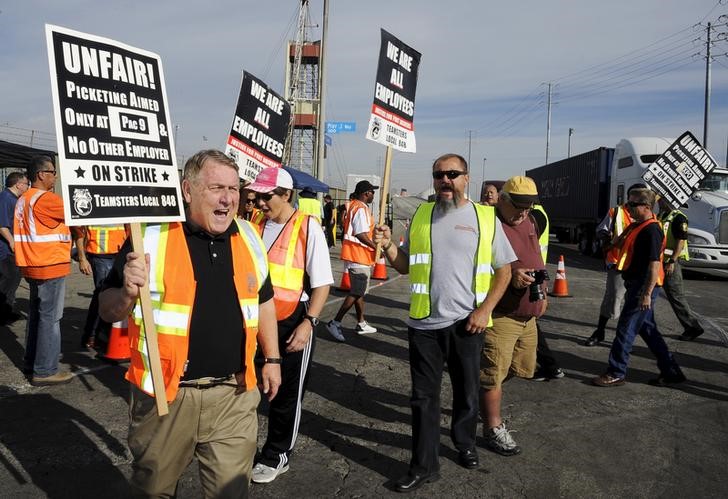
406, 202, 516, 330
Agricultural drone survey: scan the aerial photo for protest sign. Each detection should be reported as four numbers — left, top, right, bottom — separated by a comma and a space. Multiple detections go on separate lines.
225, 71, 291, 182
642, 131, 719, 209
45, 25, 183, 225
365, 29, 421, 153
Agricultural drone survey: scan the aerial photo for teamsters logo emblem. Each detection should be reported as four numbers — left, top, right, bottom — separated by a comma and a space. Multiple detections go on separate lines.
73, 188, 93, 216
370, 117, 382, 139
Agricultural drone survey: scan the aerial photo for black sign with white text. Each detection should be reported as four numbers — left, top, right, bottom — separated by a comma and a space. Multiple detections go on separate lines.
642, 131, 719, 209
225, 71, 291, 182
46, 24, 183, 224
365, 29, 421, 153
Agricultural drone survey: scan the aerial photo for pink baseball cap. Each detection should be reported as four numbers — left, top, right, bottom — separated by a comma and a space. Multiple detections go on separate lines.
247, 167, 294, 193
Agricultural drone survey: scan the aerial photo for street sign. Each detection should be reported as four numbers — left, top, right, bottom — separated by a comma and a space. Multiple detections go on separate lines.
325, 121, 356, 134
325, 134, 332, 146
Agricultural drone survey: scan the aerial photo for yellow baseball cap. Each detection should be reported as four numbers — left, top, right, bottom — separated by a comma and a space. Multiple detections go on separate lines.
502, 176, 539, 208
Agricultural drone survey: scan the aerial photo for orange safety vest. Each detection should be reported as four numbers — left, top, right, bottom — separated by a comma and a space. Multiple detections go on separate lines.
605, 205, 633, 265
251, 209, 265, 225
13, 187, 72, 268
258, 210, 310, 321
341, 199, 375, 265
126, 220, 268, 402
615, 218, 665, 286
85, 224, 128, 255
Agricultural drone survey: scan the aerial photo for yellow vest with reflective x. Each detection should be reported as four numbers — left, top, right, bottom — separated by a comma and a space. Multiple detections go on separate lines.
532, 204, 550, 263
408, 202, 495, 322
298, 197, 321, 223
659, 209, 690, 261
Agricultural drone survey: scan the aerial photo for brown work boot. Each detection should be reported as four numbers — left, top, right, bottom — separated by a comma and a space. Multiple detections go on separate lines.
31, 371, 74, 386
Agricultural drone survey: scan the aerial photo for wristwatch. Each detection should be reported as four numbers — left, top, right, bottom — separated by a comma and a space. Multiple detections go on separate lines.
304, 314, 320, 327
665, 258, 675, 265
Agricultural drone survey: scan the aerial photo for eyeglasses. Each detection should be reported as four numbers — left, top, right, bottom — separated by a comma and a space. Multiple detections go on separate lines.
41, 169, 57, 176
256, 192, 275, 202
245, 198, 256, 204
626, 201, 648, 208
432, 170, 467, 180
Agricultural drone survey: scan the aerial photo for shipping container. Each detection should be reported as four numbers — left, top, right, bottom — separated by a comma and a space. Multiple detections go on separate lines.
526, 147, 614, 253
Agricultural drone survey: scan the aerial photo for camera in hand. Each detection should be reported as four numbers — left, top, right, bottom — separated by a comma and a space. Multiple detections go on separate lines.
525, 269, 550, 302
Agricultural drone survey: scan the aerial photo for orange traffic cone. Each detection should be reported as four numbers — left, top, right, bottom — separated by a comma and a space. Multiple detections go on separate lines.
549, 255, 572, 297
372, 256, 388, 280
338, 270, 351, 291
99, 319, 130, 362
398, 236, 404, 247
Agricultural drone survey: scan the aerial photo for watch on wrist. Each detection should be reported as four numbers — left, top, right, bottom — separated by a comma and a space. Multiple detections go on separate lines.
304, 314, 320, 327
665, 258, 675, 265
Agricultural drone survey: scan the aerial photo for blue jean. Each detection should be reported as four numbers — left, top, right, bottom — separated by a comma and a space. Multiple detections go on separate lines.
83, 255, 115, 339
607, 279, 681, 379
24, 276, 66, 377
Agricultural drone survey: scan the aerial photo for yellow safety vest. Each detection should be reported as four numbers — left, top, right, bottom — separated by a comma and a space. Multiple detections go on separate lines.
532, 204, 549, 263
658, 210, 690, 261
298, 197, 321, 223
408, 202, 495, 322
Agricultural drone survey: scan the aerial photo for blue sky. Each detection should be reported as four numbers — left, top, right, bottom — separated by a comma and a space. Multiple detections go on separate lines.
1, 0, 727, 196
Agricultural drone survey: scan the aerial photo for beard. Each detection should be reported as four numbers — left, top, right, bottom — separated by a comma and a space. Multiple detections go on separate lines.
435, 190, 462, 212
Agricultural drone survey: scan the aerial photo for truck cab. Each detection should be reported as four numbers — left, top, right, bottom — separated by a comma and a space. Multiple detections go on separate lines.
610, 137, 728, 269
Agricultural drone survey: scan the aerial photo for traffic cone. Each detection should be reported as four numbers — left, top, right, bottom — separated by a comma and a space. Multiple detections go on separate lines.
398, 236, 404, 247
549, 255, 572, 297
99, 319, 131, 362
372, 256, 388, 280
338, 270, 351, 291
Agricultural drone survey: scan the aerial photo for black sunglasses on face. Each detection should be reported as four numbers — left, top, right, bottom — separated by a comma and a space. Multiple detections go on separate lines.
432, 170, 467, 180
245, 198, 256, 204
626, 201, 648, 208
256, 192, 275, 202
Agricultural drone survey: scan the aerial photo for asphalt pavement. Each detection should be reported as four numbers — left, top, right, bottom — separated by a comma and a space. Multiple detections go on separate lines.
1, 243, 727, 498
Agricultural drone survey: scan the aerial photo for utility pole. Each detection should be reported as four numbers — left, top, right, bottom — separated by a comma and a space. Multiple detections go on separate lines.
545, 82, 552, 164
482, 157, 487, 198
467, 130, 473, 199
568, 127, 574, 158
703, 22, 712, 148
315, 0, 329, 182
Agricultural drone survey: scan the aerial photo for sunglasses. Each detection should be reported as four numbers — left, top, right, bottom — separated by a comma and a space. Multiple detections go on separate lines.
42, 169, 57, 175
244, 198, 256, 204
432, 170, 467, 180
256, 192, 275, 202
509, 199, 532, 211
626, 201, 648, 208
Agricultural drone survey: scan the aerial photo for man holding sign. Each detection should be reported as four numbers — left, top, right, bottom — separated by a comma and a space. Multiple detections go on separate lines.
100, 150, 281, 497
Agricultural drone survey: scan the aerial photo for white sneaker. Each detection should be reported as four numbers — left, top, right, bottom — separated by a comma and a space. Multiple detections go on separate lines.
251, 462, 289, 484
326, 320, 345, 342
485, 423, 521, 456
355, 321, 377, 335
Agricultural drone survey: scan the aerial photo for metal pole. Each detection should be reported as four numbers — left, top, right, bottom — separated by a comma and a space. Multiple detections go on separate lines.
546, 83, 552, 164
568, 127, 574, 158
482, 157, 487, 202
315, 0, 329, 183
703, 22, 712, 148
467, 130, 472, 199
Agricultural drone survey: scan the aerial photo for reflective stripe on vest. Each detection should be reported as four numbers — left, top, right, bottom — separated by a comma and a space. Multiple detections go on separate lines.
298, 198, 321, 222
658, 210, 690, 261
85, 225, 127, 254
262, 211, 309, 321
605, 205, 633, 264
615, 218, 665, 286
533, 204, 550, 263
13, 188, 72, 267
126, 221, 267, 402
408, 202, 495, 322
341, 199, 375, 265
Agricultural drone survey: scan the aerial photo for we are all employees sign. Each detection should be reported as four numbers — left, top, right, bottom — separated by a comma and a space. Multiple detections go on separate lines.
45, 25, 183, 225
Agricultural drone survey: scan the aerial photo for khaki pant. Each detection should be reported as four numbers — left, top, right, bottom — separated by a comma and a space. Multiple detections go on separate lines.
128, 384, 260, 498
480, 316, 538, 389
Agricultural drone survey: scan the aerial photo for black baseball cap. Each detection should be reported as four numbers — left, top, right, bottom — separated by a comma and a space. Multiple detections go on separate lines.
354, 180, 379, 195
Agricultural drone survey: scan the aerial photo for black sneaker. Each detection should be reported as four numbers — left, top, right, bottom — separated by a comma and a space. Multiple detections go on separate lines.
678, 329, 704, 341
531, 368, 565, 381
648, 372, 687, 387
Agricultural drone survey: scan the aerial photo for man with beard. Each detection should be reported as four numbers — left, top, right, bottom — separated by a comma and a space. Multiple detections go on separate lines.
374, 153, 515, 493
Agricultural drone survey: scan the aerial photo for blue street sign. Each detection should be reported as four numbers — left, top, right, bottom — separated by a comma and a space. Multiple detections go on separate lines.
325, 134, 332, 146
325, 121, 356, 134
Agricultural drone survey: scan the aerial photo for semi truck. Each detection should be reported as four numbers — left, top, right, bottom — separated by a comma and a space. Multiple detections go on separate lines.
524, 137, 728, 269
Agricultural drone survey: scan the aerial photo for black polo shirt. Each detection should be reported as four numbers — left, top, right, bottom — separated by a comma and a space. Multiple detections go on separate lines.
621, 222, 663, 283
103, 221, 273, 381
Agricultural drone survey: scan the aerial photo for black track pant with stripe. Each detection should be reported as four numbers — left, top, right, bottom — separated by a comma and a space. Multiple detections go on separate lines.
257, 301, 315, 469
